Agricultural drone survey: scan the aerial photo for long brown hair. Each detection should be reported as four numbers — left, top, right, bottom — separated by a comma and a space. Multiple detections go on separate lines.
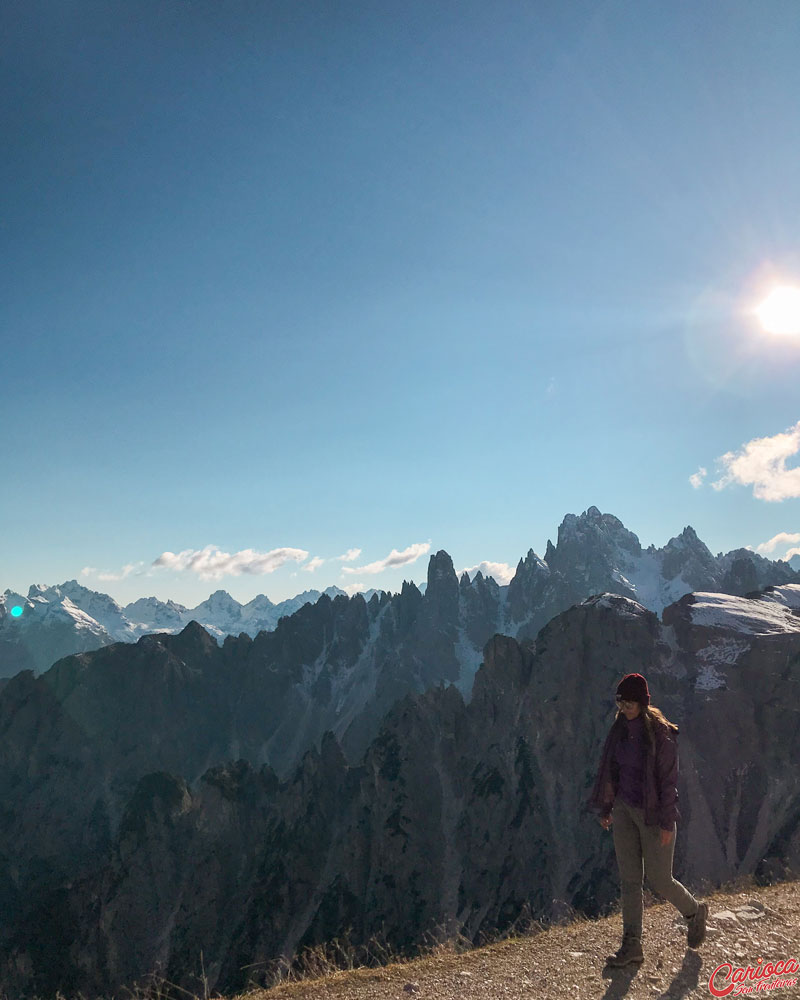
615, 703, 679, 754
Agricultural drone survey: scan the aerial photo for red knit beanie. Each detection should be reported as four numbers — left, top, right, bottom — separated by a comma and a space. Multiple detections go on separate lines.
616, 672, 650, 705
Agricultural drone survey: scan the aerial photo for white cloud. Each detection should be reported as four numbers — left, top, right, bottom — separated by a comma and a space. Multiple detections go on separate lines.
336, 548, 362, 562
689, 467, 707, 489
755, 532, 800, 555
343, 582, 366, 595
341, 542, 431, 576
711, 421, 800, 501
787, 547, 800, 561
304, 556, 325, 573
96, 561, 147, 582
461, 561, 516, 585
153, 545, 308, 581
80, 566, 97, 577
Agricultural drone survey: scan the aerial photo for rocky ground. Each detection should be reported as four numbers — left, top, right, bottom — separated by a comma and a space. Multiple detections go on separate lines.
232, 876, 800, 1000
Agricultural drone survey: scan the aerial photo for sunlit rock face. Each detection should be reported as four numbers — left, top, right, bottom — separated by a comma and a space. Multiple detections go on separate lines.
1, 585, 799, 1000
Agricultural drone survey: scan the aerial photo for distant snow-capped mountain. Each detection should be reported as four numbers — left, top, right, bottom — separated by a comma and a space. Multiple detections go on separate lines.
0, 581, 350, 674
123, 595, 188, 629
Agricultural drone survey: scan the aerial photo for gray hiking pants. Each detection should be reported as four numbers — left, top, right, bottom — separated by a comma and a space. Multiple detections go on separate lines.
611, 796, 698, 939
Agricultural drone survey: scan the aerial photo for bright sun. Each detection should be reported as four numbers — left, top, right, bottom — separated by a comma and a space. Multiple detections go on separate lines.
755, 285, 800, 335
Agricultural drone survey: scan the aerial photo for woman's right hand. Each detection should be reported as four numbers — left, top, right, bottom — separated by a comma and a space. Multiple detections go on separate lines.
599, 815, 612, 830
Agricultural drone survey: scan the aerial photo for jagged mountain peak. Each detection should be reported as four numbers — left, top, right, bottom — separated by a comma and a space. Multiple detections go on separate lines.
169, 619, 219, 657
1, 588, 28, 608
180, 619, 212, 636
424, 551, 459, 620
203, 589, 238, 604
581, 592, 652, 618
125, 595, 188, 614
661, 526, 717, 589
519, 548, 549, 573
34, 579, 125, 609
189, 591, 243, 623
560, 505, 620, 532
289, 588, 323, 602
127, 595, 185, 609
427, 549, 456, 580
555, 507, 642, 558
241, 592, 275, 610
666, 525, 709, 552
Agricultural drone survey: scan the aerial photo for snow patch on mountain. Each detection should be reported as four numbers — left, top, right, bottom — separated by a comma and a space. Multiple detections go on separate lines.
33, 581, 136, 639
694, 635, 751, 692
689, 592, 800, 635
761, 584, 800, 612
619, 551, 692, 612
694, 658, 727, 691
3, 589, 110, 640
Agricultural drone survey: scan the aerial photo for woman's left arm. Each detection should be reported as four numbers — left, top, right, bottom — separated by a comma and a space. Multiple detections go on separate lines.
655, 728, 680, 831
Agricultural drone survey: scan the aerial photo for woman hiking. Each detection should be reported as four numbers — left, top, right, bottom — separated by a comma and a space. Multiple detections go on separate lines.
588, 672, 708, 966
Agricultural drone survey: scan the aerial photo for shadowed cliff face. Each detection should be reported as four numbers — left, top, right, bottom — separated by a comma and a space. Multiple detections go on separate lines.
2, 586, 799, 1000
661, 590, 800, 889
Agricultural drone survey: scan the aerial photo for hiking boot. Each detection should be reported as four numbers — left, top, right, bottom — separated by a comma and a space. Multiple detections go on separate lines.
687, 901, 708, 949
605, 932, 644, 967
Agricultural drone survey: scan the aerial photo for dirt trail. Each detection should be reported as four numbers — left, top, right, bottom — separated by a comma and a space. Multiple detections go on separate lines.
235, 878, 800, 1000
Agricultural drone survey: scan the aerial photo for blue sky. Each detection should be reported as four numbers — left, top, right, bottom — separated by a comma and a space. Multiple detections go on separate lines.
2, 0, 800, 608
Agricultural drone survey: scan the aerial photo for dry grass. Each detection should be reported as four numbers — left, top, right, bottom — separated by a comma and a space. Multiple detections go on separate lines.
231, 874, 800, 1000
236, 902, 549, 993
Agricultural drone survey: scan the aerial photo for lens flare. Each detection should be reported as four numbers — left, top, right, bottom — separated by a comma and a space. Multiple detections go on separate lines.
756, 286, 800, 335
11, 606, 23, 617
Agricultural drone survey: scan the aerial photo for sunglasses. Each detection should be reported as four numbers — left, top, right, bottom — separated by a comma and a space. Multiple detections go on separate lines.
615, 697, 638, 709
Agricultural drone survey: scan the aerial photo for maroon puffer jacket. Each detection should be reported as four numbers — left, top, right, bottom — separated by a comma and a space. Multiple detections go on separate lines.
587, 716, 681, 831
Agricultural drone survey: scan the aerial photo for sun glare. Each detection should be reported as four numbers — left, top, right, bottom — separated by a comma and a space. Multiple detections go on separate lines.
755, 285, 800, 336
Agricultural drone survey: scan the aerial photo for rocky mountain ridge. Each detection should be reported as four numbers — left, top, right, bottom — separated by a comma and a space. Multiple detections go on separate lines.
2, 583, 798, 998
1, 508, 797, 678
0, 580, 353, 676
